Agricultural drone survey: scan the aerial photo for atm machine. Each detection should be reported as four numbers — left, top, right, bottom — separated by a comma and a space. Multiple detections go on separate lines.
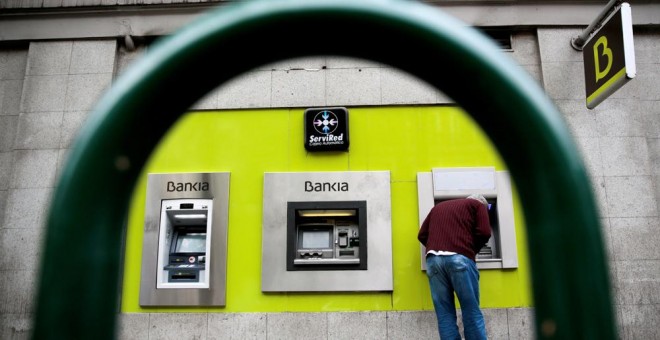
156, 199, 212, 288
261, 171, 392, 292
287, 201, 367, 271
139, 172, 230, 306
417, 167, 518, 270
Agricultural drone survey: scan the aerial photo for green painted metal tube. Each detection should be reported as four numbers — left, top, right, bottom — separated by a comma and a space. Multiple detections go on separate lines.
33, 0, 616, 339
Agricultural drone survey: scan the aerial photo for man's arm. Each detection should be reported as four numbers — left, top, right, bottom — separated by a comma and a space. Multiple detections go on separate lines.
418, 213, 430, 246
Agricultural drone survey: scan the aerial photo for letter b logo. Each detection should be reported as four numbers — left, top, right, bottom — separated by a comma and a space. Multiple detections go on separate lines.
593, 36, 613, 82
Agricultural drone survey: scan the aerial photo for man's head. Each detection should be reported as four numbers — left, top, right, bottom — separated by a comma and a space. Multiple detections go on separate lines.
467, 194, 488, 207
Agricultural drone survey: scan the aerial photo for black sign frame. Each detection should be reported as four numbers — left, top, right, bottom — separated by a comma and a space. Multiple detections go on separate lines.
582, 3, 636, 109
304, 107, 350, 152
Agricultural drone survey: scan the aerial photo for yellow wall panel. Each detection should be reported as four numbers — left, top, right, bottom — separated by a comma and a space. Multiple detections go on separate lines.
121, 106, 531, 313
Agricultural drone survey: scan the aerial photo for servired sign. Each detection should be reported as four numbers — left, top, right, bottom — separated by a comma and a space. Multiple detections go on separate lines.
304, 107, 350, 152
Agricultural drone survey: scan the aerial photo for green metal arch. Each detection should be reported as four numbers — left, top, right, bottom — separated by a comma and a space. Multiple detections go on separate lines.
33, 0, 616, 339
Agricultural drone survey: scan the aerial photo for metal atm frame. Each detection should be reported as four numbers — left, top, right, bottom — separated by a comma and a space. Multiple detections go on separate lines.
262, 171, 392, 292
417, 167, 519, 270
139, 172, 230, 306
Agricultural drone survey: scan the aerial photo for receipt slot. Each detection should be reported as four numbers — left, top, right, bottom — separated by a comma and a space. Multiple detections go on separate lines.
287, 201, 367, 271
417, 167, 519, 270
262, 171, 392, 292
140, 172, 229, 306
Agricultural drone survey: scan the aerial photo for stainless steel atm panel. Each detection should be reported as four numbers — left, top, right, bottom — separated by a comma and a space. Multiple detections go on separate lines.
417, 167, 518, 270
262, 171, 392, 292
140, 172, 230, 306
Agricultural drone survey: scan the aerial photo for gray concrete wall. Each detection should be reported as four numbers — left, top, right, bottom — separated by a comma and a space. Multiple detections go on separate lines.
0, 26, 658, 339
0, 0, 222, 9
190, 31, 541, 110
537, 27, 660, 340
0, 39, 117, 340
117, 309, 535, 340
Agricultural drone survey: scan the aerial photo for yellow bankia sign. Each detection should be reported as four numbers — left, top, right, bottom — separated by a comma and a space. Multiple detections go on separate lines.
583, 3, 636, 109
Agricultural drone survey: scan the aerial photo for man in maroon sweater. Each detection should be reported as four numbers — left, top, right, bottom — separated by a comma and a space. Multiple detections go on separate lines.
418, 194, 492, 340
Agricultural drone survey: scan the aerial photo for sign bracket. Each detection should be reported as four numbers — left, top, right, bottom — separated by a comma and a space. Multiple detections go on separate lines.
571, 0, 623, 51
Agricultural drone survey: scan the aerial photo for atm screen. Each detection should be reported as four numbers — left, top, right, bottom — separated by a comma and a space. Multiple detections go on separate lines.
486, 199, 498, 227
299, 227, 332, 249
175, 233, 206, 253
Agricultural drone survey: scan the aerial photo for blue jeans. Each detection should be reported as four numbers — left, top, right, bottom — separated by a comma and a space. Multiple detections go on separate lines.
426, 254, 487, 340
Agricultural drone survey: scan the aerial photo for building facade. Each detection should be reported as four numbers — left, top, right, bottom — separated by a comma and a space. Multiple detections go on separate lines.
1, 1, 659, 339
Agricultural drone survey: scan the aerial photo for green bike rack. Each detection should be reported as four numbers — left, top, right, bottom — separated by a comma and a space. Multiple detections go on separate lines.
33, 0, 617, 339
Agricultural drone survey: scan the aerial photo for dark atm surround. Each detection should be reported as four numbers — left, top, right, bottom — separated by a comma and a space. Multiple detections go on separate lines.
286, 201, 367, 271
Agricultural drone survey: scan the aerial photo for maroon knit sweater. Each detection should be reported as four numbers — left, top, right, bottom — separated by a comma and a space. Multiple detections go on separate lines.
418, 198, 492, 261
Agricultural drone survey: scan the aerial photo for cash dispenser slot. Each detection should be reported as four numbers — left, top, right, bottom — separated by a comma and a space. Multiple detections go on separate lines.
287, 201, 367, 271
